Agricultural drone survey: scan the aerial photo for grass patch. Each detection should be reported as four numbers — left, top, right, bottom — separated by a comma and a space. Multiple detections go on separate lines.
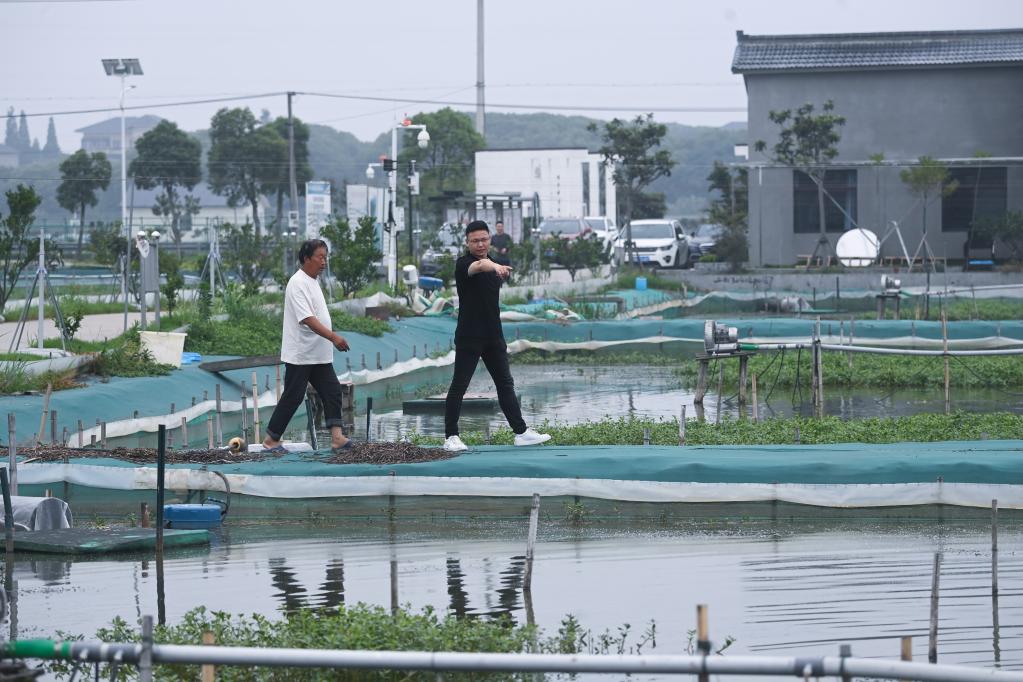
50, 605, 660, 680
89, 329, 174, 378
2, 299, 126, 323
602, 267, 681, 293
411, 412, 1023, 447
860, 298, 1023, 322
674, 350, 1023, 389
330, 310, 393, 337
0, 364, 82, 394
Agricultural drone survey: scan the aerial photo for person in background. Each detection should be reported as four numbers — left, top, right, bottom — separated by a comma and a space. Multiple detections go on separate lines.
443, 220, 551, 452
262, 239, 353, 454
490, 220, 512, 266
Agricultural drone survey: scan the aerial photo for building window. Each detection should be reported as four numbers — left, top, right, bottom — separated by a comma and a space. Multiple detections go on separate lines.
598, 163, 607, 217
942, 167, 1007, 232
793, 169, 857, 233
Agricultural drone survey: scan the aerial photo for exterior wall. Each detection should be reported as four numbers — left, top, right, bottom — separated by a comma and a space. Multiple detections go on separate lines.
745, 65, 1023, 265
475, 149, 616, 222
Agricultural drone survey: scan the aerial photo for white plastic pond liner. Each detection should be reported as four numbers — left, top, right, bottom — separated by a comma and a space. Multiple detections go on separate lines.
17, 463, 1023, 508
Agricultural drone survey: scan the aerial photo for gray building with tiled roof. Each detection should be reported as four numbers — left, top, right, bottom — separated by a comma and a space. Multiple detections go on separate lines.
733, 28, 1023, 267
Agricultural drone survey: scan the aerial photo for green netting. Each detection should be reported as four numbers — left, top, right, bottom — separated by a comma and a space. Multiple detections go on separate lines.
19, 440, 1023, 485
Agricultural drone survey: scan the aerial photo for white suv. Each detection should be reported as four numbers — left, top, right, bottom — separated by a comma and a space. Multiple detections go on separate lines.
584, 216, 618, 258
615, 219, 691, 269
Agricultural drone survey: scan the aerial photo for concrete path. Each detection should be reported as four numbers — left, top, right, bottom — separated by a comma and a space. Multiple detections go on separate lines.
0, 312, 143, 349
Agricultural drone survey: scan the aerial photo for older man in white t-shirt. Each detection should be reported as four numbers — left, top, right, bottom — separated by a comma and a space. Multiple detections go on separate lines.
263, 239, 353, 453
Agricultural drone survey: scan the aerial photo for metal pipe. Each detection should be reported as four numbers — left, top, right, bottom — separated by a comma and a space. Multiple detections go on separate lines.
11, 643, 1023, 681
750, 342, 1023, 357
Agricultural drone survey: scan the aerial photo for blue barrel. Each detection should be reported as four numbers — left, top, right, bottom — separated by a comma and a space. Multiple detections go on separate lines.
163, 503, 222, 528
635, 276, 647, 291
419, 275, 444, 291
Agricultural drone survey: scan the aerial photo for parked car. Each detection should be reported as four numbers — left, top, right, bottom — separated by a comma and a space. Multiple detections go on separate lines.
584, 216, 618, 257
537, 217, 591, 262
419, 223, 463, 278
689, 223, 724, 259
615, 219, 691, 268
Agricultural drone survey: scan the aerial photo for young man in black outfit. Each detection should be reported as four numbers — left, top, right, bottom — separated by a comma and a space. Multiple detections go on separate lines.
443, 220, 551, 452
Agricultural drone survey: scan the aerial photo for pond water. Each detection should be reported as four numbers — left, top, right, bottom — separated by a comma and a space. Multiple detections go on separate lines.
346, 363, 1023, 442
12, 514, 1022, 678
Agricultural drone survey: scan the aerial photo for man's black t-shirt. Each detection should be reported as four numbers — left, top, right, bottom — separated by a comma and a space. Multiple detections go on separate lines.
454, 253, 503, 343
490, 233, 512, 265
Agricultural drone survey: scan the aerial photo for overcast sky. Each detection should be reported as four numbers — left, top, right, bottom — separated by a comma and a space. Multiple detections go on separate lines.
4, 0, 1022, 152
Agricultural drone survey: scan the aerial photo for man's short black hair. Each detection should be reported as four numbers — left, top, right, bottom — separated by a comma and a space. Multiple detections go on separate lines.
298, 238, 328, 263
465, 220, 489, 237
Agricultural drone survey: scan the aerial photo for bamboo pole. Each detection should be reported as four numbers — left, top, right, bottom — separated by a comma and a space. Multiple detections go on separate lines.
275, 365, 282, 402
101, 422, 107, 449
207, 415, 214, 449
942, 312, 950, 414
697, 604, 710, 682
36, 382, 51, 445
251, 371, 261, 442
929, 552, 941, 663
50, 409, 57, 445
523, 493, 541, 592
900, 636, 912, 682
678, 405, 686, 446
751, 373, 759, 422
215, 384, 223, 447
77, 419, 84, 448
201, 632, 216, 682
6, 413, 16, 495
181, 416, 189, 449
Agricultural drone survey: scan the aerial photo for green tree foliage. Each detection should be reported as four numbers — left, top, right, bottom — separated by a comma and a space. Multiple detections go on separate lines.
547, 232, 605, 281
267, 116, 313, 230
16, 111, 30, 153
705, 161, 749, 270
56, 150, 113, 251
588, 114, 675, 257
207, 108, 287, 236
320, 215, 382, 296
0, 185, 52, 311
754, 100, 845, 240
400, 108, 486, 225
88, 223, 128, 267
129, 120, 203, 251
900, 156, 959, 237
3, 109, 15, 150
977, 210, 1023, 261
220, 222, 278, 295
627, 190, 668, 219
43, 117, 60, 155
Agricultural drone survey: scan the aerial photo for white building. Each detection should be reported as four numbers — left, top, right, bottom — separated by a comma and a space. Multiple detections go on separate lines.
475, 147, 616, 223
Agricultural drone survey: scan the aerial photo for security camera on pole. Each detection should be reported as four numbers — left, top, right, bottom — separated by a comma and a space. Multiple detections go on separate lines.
384, 117, 429, 288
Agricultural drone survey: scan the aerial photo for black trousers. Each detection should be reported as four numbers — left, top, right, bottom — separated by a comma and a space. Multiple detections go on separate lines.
445, 339, 526, 437
266, 362, 343, 441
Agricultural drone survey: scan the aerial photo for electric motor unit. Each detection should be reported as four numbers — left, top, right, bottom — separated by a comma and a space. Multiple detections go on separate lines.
703, 320, 739, 354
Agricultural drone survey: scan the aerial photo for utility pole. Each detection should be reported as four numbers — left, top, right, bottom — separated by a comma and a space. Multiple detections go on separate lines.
475, 0, 485, 139
407, 161, 416, 266
287, 91, 299, 236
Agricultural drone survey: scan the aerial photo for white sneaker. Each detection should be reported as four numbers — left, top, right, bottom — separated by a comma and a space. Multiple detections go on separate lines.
514, 428, 551, 447
443, 435, 468, 452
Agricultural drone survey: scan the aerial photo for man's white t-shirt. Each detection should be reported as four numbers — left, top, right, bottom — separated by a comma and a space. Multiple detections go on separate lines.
281, 269, 333, 365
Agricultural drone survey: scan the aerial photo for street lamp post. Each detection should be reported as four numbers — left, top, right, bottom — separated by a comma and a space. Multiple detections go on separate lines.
150, 230, 161, 329
385, 119, 429, 288
102, 58, 143, 332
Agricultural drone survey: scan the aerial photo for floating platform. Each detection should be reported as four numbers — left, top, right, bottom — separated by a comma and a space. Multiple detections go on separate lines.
3, 528, 210, 555
402, 393, 498, 414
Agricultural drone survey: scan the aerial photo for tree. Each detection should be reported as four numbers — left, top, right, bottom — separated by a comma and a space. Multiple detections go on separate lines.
129, 120, 203, 252
268, 116, 312, 231
207, 107, 287, 236
754, 100, 845, 261
0, 185, 50, 311
900, 155, 959, 265
320, 215, 382, 296
588, 114, 675, 262
43, 117, 61, 156
977, 211, 1023, 261
16, 111, 30, 153
627, 191, 668, 220
57, 149, 113, 251
401, 108, 486, 226
220, 221, 278, 295
547, 233, 604, 281
705, 161, 749, 271
3, 109, 15, 150
88, 223, 128, 267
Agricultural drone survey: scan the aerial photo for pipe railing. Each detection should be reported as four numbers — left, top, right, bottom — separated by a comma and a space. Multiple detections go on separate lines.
8, 637, 1023, 681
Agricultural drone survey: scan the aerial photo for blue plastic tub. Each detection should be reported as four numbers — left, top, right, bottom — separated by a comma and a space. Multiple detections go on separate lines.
164, 503, 222, 529
635, 276, 647, 291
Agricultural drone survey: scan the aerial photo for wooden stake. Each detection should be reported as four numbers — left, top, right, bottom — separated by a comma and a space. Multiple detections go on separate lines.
200, 632, 216, 682
207, 415, 214, 449
643, 427, 651, 445
77, 418, 84, 448
751, 373, 759, 422
523, 493, 541, 591
697, 603, 710, 682
140, 502, 150, 528
694, 359, 708, 405
50, 409, 57, 445
181, 416, 189, 449
275, 365, 282, 401
715, 361, 724, 424
251, 371, 261, 440
36, 382, 52, 445
101, 422, 107, 449
942, 312, 950, 415
929, 552, 941, 663
7, 413, 16, 495
215, 384, 223, 446
900, 635, 912, 682
678, 405, 686, 446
